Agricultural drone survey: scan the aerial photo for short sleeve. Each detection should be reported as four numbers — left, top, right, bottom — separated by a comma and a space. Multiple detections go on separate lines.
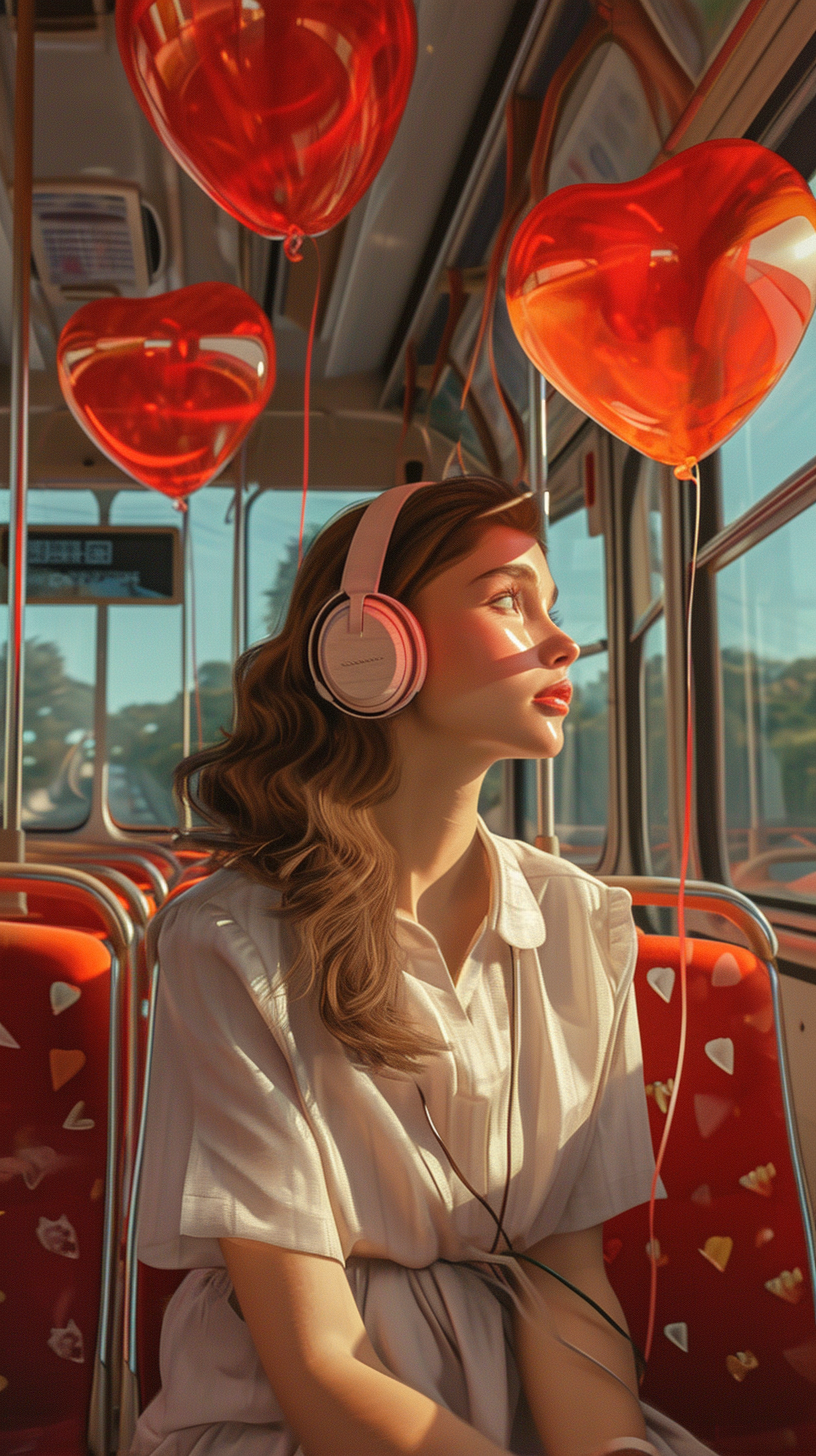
136, 894, 343, 1269
553, 886, 665, 1234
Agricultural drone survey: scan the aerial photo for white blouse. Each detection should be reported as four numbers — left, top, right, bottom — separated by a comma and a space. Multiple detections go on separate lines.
132, 823, 710, 1456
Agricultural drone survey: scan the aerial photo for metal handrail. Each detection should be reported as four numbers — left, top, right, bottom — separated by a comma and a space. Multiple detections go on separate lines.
598, 874, 778, 962
32, 837, 184, 890
74, 852, 168, 907
76, 864, 152, 934
27, 846, 167, 910
0, 860, 133, 955
119, 946, 160, 1453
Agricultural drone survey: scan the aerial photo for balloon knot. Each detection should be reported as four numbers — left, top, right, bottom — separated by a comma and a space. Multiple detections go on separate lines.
284, 229, 305, 263
173, 498, 188, 513
674, 458, 697, 481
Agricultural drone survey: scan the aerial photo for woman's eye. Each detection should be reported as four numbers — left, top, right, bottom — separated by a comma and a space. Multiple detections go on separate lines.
491, 588, 522, 612
549, 608, 563, 627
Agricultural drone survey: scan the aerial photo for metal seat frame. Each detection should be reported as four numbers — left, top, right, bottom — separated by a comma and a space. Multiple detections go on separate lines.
0, 861, 133, 1456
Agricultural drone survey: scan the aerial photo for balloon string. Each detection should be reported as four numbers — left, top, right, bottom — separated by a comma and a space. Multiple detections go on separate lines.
296, 236, 321, 567
643, 460, 701, 1369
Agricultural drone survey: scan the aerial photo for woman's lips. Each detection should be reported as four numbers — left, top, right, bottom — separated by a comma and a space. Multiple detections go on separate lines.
533, 680, 572, 714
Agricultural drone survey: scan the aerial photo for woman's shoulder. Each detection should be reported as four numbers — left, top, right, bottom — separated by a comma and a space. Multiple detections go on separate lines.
152, 866, 286, 980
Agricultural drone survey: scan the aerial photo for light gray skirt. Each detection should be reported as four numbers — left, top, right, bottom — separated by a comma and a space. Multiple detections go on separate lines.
130, 1262, 716, 1456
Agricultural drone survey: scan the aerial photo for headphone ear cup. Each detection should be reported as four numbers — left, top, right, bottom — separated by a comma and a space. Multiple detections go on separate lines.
308, 593, 427, 717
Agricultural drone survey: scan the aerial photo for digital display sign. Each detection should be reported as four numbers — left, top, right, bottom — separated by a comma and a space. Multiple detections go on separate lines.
0, 527, 181, 604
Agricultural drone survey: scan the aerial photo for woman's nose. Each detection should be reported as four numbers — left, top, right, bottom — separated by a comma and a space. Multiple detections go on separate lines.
538, 627, 580, 668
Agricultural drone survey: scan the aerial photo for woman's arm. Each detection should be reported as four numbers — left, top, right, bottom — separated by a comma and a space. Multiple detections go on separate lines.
512, 1224, 649, 1456
220, 1236, 509, 1456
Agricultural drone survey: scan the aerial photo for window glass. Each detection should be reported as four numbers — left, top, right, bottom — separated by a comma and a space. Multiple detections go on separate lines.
643, 616, 670, 874
247, 489, 377, 645
717, 508, 816, 900
553, 650, 609, 868
106, 486, 237, 827
546, 507, 606, 646
0, 490, 98, 830
0, 608, 96, 831
515, 653, 610, 865
536, 506, 609, 866
719, 176, 816, 524
629, 458, 663, 624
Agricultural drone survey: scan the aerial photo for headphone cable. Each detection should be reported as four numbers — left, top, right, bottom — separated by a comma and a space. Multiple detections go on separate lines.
416, 945, 647, 1385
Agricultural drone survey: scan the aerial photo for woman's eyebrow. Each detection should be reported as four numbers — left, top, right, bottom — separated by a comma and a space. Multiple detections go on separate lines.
469, 561, 559, 607
470, 562, 539, 584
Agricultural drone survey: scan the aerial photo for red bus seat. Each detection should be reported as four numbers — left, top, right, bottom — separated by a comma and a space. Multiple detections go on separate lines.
0, 861, 132, 1456
132, 1265, 187, 1416
600, 877, 815, 1456
0, 913, 122, 1456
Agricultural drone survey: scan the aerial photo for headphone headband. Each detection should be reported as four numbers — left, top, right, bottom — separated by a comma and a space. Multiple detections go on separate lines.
340, 479, 434, 633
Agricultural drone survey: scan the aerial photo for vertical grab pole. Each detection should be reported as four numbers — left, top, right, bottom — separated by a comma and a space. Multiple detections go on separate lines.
232, 442, 246, 664
528, 363, 559, 856
1, 0, 35, 865
179, 508, 191, 830
233, 226, 251, 668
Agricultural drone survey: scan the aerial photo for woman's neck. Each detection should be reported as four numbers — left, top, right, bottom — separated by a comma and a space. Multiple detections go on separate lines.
371, 718, 492, 938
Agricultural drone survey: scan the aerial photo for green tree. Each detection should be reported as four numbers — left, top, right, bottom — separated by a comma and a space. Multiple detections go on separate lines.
264, 528, 320, 636
0, 638, 94, 828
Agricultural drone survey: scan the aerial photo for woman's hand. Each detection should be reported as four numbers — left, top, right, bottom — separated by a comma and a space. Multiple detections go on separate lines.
220, 1236, 510, 1456
512, 1224, 649, 1456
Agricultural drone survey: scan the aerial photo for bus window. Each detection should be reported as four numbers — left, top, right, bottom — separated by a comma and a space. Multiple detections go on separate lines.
719, 175, 816, 524
717, 506, 816, 902
628, 459, 669, 873
520, 502, 609, 868
629, 458, 663, 628
0, 489, 98, 831
107, 486, 234, 827
246, 488, 377, 646
643, 616, 670, 875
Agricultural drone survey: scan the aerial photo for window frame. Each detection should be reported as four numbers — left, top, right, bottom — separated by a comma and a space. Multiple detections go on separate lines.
696, 452, 816, 913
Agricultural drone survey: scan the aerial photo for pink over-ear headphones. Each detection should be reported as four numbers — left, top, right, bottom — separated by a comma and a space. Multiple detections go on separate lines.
307, 480, 433, 718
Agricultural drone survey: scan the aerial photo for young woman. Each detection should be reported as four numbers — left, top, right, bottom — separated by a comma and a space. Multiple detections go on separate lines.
132, 475, 715, 1456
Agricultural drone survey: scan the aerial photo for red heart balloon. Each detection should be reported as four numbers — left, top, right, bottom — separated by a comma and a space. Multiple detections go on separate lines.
506, 140, 816, 472
116, 0, 416, 240
57, 283, 275, 500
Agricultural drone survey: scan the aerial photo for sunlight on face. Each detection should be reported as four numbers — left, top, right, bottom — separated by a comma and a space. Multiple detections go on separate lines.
407, 524, 580, 765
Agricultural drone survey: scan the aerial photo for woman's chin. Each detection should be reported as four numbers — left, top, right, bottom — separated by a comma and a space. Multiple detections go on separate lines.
533, 719, 565, 757
497, 723, 565, 760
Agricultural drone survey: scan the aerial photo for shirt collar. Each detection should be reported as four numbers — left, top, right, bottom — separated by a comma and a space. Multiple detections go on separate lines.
476, 818, 546, 950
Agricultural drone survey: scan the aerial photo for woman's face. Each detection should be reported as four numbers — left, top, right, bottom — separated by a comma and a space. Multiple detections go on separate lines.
408, 523, 580, 763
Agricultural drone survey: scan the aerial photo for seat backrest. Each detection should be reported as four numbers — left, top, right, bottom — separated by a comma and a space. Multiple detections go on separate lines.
604, 929, 816, 1454
91, 856, 167, 913
0, 918, 121, 1456
134, 1264, 187, 1413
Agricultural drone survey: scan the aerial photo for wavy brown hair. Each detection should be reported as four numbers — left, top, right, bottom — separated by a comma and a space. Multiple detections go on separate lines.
176, 475, 540, 1071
